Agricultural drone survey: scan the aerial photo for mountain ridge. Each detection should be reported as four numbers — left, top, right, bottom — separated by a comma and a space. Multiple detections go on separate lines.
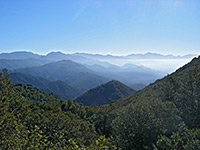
10, 72, 82, 100
15, 60, 109, 91
0, 51, 197, 60
76, 80, 135, 106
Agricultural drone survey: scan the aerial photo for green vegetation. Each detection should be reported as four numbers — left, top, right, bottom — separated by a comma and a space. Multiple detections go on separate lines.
0, 68, 117, 149
154, 127, 200, 150
10, 72, 82, 100
1, 56, 200, 149
76, 80, 135, 106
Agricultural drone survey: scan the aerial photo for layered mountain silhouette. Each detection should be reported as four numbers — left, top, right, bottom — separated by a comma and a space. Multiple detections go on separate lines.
10, 72, 82, 100
0, 51, 196, 60
76, 80, 135, 106
0, 51, 196, 99
14, 60, 109, 91
0, 58, 50, 70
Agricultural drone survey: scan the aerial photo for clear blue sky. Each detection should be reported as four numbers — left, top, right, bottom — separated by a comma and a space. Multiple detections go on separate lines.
0, 0, 200, 55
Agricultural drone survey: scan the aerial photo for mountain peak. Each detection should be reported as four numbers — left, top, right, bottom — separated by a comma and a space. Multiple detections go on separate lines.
76, 80, 135, 106
46, 51, 65, 56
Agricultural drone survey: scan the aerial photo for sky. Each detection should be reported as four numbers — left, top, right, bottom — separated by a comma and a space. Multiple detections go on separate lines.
0, 0, 200, 55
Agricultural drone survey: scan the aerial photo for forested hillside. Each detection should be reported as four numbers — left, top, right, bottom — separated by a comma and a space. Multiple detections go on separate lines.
10, 72, 82, 100
1, 56, 200, 150
76, 80, 135, 106
0, 69, 116, 149
92, 56, 200, 149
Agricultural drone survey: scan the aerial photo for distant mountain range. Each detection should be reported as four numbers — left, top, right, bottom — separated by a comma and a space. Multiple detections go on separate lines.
0, 51, 166, 86
0, 51, 196, 101
74, 52, 198, 59
14, 60, 109, 91
0, 51, 196, 60
0, 51, 40, 59
0, 58, 50, 70
76, 80, 135, 106
126, 52, 197, 59
0, 51, 196, 72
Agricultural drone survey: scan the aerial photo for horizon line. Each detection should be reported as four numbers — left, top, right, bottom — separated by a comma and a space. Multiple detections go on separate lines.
0, 49, 199, 57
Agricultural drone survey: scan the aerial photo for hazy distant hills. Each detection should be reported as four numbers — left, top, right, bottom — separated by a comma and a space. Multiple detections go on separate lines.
126, 52, 197, 59
0, 58, 50, 70
0, 51, 166, 86
86, 63, 161, 86
0, 51, 196, 100
74, 52, 197, 59
129, 83, 146, 90
0, 51, 40, 59
72, 52, 197, 73
76, 80, 135, 106
0, 51, 196, 62
15, 60, 92, 81
14, 60, 109, 91
10, 72, 82, 100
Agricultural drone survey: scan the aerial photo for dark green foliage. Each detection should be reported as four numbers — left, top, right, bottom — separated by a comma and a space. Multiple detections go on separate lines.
87, 56, 200, 149
10, 72, 82, 100
13, 83, 59, 102
0, 102, 25, 149
111, 99, 183, 149
76, 80, 135, 106
154, 127, 200, 150
144, 56, 200, 128
105, 56, 200, 129
0, 69, 101, 149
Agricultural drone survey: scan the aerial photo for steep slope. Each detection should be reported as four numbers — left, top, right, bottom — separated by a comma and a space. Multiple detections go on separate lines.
103, 56, 200, 129
88, 56, 200, 149
0, 71, 99, 148
10, 72, 82, 100
76, 80, 135, 106
15, 60, 109, 90
119, 57, 200, 127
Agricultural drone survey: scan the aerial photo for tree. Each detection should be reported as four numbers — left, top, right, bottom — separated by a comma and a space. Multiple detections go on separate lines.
154, 127, 200, 150
111, 99, 183, 150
